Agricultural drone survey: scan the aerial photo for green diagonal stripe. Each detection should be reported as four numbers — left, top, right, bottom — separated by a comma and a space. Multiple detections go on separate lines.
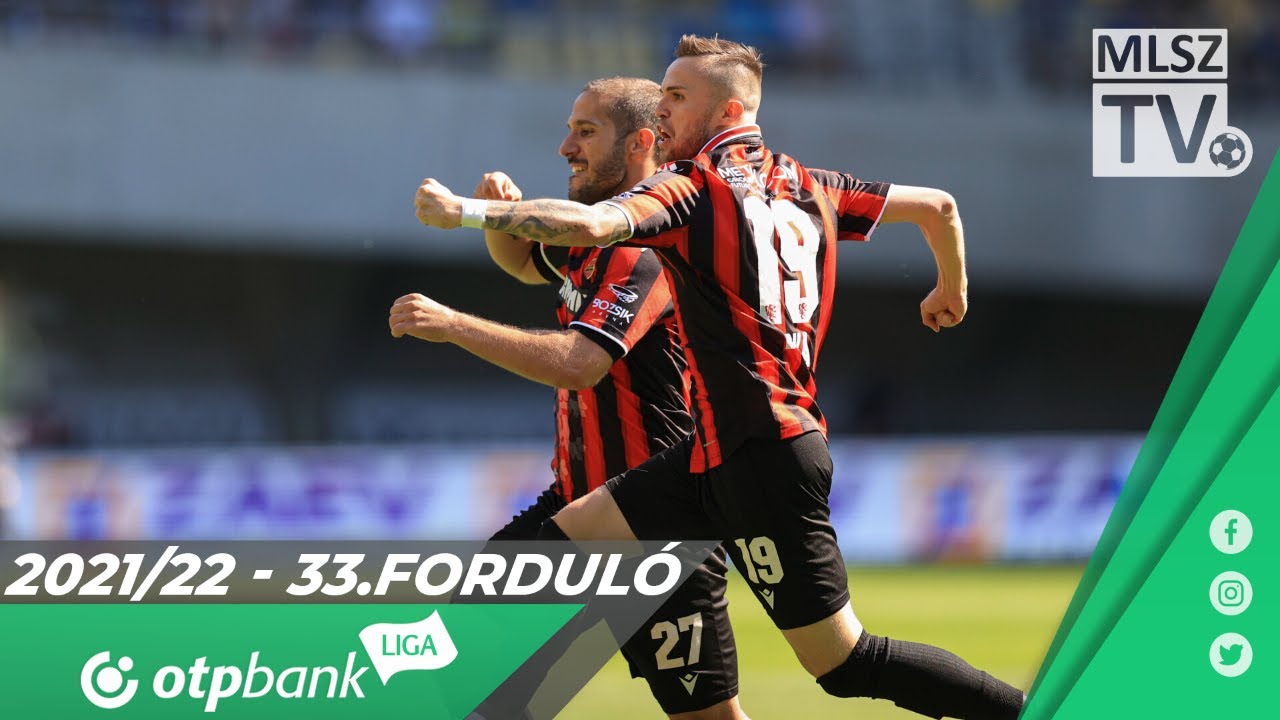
1056, 360, 1280, 715
1025, 151, 1280, 717
1043, 258, 1280, 714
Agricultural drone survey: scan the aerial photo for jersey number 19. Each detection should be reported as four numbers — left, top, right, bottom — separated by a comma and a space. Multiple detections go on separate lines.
744, 196, 821, 327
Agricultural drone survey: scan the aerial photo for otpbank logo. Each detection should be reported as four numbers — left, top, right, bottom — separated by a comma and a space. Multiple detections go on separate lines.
80, 649, 368, 712
80, 612, 458, 711
80, 652, 139, 709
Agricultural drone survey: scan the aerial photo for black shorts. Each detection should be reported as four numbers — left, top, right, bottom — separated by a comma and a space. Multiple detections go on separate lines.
606, 430, 848, 630
493, 483, 740, 714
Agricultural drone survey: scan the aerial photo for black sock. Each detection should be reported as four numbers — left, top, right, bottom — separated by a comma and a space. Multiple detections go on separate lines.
817, 632, 1024, 720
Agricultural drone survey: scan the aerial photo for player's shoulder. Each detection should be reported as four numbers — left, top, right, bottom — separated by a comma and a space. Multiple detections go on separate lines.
770, 150, 821, 180
794, 160, 851, 189
613, 160, 700, 200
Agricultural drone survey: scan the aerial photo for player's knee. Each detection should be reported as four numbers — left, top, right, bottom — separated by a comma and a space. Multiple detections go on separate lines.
783, 602, 864, 678
815, 632, 887, 699
544, 485, 636, 541
535, 517, 570, 541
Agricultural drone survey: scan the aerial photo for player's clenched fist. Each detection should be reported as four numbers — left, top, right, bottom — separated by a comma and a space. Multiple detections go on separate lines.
473, 171, 523, 202
920, 286, 967, 332
414, 178, 462, 228
389, 293, 458, 342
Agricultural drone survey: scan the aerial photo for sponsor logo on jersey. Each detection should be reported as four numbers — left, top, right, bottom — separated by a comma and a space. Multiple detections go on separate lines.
609, 285, 640, 304
717, 166, 751, 187
770, 163, 799, 185
591, 298, 635, 322
559, 276, 585, 313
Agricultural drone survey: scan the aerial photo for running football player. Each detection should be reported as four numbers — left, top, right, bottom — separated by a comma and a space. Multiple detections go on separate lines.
412, 37, 1023, 720
393, 77, 744, 720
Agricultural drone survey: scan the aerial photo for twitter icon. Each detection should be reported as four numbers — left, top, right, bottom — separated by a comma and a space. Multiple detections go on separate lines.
1211, 633, 1252, 677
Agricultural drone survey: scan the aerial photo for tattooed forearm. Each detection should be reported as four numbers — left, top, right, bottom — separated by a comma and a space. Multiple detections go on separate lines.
483, 199, 631, 247
486, 200, 571, 242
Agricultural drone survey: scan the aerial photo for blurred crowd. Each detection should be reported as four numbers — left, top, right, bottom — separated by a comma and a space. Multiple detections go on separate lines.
2, 0, 1278, 100
1, 281, 59, 449
0, 2, 1274, 454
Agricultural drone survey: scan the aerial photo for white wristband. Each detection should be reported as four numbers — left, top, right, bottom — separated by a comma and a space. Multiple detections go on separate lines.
459, 198, 488, 229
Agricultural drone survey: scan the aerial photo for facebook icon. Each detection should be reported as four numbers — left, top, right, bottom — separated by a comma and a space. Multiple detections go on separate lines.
1211, 510, 1252, 554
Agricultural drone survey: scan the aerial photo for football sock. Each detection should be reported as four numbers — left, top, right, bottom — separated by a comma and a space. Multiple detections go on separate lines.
816, 632, 1024, 720
536, 518, 571, 541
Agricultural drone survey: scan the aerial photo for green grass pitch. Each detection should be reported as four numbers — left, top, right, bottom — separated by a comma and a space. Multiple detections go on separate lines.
561, 564, 1083, 719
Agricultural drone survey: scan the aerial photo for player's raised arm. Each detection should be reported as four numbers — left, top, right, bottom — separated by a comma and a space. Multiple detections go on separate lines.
388, 293, 613, 390
473, 172, 550, 285
879, 185, 968, 333
414, 179, 631, 247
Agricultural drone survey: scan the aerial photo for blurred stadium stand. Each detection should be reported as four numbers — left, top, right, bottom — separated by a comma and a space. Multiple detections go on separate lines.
1, 1, 1275, 548
0, 242, 1206, 449
2, 1, 1278, 100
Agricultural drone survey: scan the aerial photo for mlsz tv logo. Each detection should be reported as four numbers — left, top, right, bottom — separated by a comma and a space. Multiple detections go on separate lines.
1093, 29, 1252, 177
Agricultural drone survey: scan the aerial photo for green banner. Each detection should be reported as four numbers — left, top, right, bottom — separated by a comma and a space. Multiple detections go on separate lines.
0, 603, 579, 718
1027, 151, 1280, 717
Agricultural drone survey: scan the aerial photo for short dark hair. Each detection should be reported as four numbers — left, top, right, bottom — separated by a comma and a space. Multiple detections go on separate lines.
582, 77, 662, 138
673, 34, 764, 111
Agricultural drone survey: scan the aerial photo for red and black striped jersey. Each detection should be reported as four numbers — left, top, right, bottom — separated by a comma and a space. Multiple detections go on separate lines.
601, 125, 892, 471
531, 242, 692, 501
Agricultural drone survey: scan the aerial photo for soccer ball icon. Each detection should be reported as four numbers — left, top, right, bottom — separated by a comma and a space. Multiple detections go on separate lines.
1209, 132, 1247, 170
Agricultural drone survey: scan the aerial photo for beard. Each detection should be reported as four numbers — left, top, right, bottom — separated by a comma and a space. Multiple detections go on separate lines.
658, 110, 718, 163
567, 143, 629, 204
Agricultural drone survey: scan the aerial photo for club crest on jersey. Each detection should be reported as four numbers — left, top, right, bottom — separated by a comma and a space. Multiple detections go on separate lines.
583, 257, 597, 280
609, 284, 639, 303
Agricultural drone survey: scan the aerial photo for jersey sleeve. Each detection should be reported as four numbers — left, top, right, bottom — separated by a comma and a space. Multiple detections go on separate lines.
598, 161, 704, 248
808, 169, 892, 242
530, 242, 571, 282
568, 248, 672, 361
